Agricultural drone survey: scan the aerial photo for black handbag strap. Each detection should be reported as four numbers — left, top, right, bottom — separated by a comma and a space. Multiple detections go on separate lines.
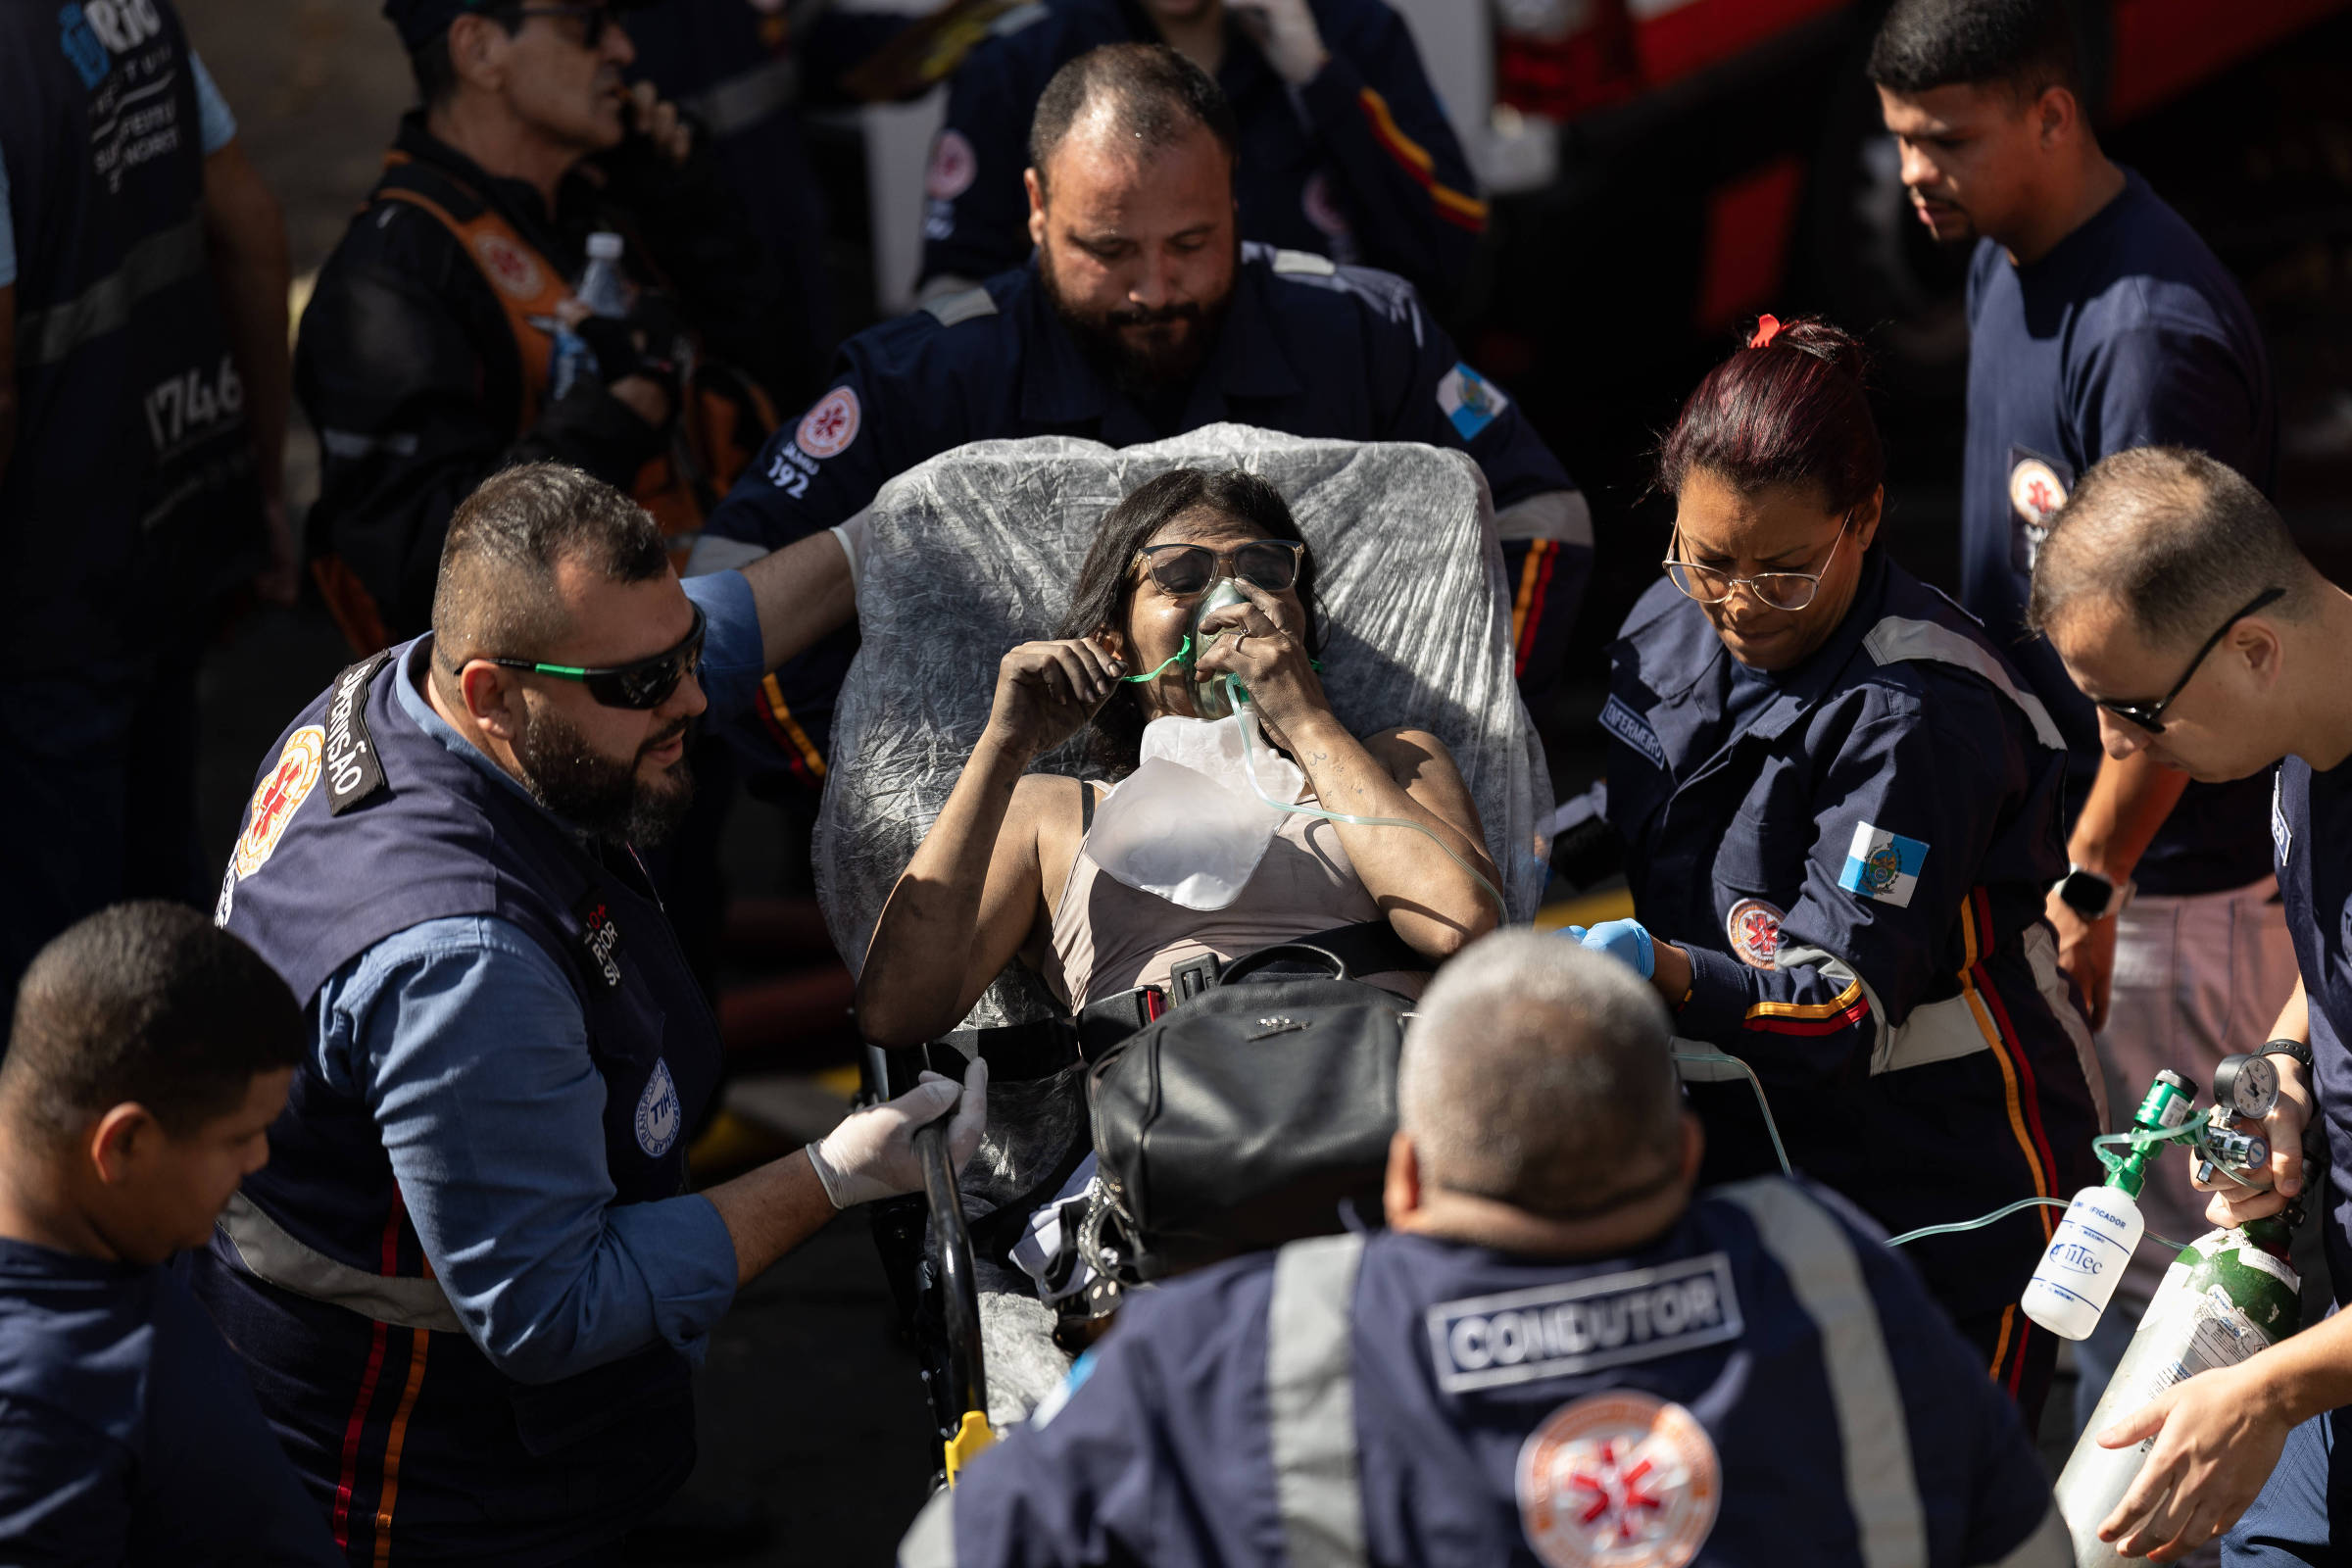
1220, 920, 1427, 987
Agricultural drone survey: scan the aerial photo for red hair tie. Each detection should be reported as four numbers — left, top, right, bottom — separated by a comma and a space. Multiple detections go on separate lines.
1748, 314, 1784, 349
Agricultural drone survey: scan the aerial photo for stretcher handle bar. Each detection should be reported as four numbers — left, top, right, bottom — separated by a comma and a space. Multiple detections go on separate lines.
915, 1116, 989, 1431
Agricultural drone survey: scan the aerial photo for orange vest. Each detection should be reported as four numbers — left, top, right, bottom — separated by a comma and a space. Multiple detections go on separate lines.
311, 151, 776, 655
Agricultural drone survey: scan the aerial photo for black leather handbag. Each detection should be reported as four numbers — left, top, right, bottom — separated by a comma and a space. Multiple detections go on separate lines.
1084, 939, 1410, 1282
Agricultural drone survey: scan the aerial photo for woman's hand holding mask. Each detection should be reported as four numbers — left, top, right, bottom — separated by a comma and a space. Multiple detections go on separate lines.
1192, 579, 1328, 748
985, 637, 1126, 759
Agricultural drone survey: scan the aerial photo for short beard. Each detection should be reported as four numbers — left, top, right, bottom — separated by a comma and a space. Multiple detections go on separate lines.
1040, 241, 1234, 401
513, 705, 696, 849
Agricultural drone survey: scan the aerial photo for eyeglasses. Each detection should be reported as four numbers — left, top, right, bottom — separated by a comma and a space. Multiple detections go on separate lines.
2092, 586, 2285, 734
1134, 540, 1305, 598
497, 2, 616, 48
485, 604, 706, 710
1663, 514, 1854, 613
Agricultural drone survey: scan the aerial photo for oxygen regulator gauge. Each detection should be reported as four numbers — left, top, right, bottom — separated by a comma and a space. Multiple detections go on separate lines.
2211, 1052, 2280, 1124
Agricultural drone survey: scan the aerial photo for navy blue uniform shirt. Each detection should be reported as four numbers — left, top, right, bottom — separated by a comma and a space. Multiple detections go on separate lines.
1603, 553, 2100, 1331
919, 0, 1484, 305
904, 1180, 2065, 1568
0, 1242, 338, 1565
701, 244, 1579, 784
2273, 757, 2352, 1304
1964, 170, 2277, 897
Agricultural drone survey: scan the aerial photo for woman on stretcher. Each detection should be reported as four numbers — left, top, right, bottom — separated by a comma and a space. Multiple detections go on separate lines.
857, 467, 1498, 1045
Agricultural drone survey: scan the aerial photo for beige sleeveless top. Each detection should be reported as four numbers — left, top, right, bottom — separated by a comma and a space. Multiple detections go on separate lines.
1044, 783, 1428, 1008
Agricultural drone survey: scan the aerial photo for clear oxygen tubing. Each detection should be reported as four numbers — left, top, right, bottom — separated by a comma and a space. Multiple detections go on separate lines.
1665, 1044, 2214, 1253
1223, 673, 1508, 921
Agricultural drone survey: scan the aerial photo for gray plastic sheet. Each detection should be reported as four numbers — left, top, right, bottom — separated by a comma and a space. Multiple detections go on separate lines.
814, 422, 1552, 1035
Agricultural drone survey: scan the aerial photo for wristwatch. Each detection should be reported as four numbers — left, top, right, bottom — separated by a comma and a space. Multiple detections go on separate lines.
2260, 1037, 2316, 1073
2053, 864, 2133, 922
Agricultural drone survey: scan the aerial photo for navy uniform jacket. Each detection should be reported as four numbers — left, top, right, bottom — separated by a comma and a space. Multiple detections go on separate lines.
2274, 757, 2352, 1305
919, 0, 1484, 306
1601, 554, 2101, 1327
901, 1180, 2070, 1568
699, 244, 1581, 785
0, 1243, 338, 1565
1963, 170, 2277, 897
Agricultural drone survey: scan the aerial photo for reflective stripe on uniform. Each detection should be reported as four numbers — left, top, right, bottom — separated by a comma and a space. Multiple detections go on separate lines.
2024, 921, 2107, 1132
682, 55, 798, 140
14, 211, 208, 368
1720, 1180, 1928, 1568
924, 286, 1000, 327
1975, 1501, 2072, 1568
218, 1191, 465, 1334
1862, 615, 2065, 752
1266, 1232, 1370, 1568
899, 1488, 956, 1568
1495, 489, 1593, 548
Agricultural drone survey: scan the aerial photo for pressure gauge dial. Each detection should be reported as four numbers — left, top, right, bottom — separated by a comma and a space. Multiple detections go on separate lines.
2212, 1053, 2280, 1122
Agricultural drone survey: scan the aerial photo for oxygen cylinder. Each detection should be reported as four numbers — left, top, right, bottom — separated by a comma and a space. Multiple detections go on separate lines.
1185, 580, 1251, 721
2053, 1216, 2301, 1566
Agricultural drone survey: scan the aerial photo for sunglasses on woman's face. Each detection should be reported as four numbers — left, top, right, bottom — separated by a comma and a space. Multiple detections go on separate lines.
486, 604, 707, 710
1135, 540, 1305, 598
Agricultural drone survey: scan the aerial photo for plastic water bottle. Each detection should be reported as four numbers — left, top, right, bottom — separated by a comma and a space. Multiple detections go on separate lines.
2021, 1070, 2193, 1339
550, 231, 633, 400
575, 230, 633, 318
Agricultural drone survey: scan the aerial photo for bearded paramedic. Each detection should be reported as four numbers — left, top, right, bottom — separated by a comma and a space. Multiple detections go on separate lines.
686, 41, 1581, 788
187, 465, 987, 1566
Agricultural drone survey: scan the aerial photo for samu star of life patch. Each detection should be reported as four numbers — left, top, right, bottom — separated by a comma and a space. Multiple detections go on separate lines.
1426, 1253, 1741, 1395
234, 726, 325, 879
1517, 1390, 1721, 1568
1837, 821, 1928, 907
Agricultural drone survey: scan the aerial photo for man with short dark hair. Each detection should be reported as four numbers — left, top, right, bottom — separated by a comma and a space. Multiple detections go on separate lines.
189, 464, 987, 1564
918, 0, 1482, 307
0, 902, 335, 1564
698, 41, 1580, 789
901, 930, 2068, 1568
1873, 0, 2294, 1431
296, 0, 798, 648
2024, 447, 2352, 1564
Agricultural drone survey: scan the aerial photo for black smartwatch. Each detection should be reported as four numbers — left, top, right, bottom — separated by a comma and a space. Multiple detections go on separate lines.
2260, 1037, 2316, 1074
2054, 865, 2131, 921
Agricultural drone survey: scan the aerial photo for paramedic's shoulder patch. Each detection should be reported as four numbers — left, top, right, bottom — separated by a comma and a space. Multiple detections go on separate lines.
1438, 363, 1509, 441
1599, 694, 1668, 771
1426, 1253, 1741, 1395
1837, 822, 1928, 908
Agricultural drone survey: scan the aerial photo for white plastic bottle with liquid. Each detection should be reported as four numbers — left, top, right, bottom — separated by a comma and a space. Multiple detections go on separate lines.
2021, 1186, 2144, 1339
2020, 1067, 2192, 1340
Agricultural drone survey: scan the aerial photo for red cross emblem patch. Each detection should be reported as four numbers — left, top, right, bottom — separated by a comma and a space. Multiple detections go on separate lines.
234, 726, 325, 879
471, 231, 546, 302
796, 387, 861, 460
1517, 1391, 1720, 1568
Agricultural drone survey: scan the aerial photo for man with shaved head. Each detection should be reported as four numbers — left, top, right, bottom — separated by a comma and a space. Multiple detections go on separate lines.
2027, 447, 2352, 1565
690, 41, 1582, 793
187, 464, 989, 1564
900, 930, 2066, 1568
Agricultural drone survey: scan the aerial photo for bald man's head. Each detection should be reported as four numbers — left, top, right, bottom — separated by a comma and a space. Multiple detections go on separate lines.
2027, 447, 2315, 653
1028, 42, 1237, 204
1399, 932, 1682, 1218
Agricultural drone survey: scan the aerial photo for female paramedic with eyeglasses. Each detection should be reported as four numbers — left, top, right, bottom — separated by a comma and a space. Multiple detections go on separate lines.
1569, 317, 2102, 1427
856, 466, 1500, 1054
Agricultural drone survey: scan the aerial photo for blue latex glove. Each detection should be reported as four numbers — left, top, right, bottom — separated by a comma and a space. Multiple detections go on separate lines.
1575, 917, 1655, 980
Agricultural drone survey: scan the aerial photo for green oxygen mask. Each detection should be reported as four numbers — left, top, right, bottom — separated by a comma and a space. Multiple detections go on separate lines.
1184, 580, 1251, 720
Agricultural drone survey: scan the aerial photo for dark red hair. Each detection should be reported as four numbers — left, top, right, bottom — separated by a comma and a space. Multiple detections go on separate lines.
1658, 316, 1883, 514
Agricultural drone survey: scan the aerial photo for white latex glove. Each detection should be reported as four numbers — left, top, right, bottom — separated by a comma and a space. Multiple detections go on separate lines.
1229, 0, 1329, 84
806, 1058, 989, 1208
828, 509, 870, 602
